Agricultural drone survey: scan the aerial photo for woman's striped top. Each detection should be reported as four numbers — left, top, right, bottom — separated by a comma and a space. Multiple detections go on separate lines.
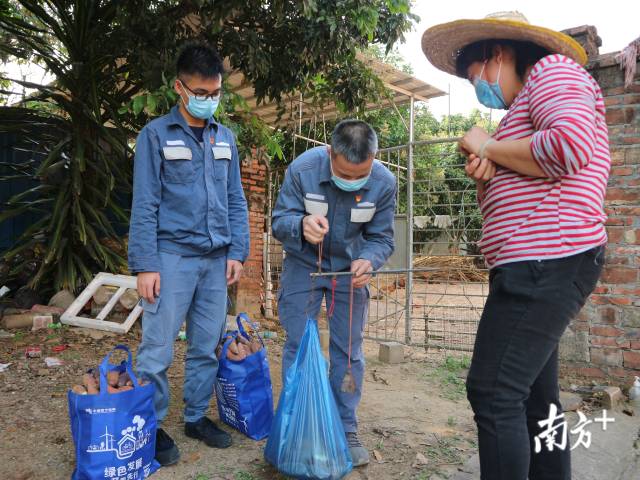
479, 54, 611, 268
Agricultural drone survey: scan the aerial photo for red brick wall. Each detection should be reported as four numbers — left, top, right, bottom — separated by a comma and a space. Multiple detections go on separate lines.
235, 148, 267, 319
560, 27, 640, 383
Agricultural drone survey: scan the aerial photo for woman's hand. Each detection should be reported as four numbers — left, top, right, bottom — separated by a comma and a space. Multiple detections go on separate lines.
465, 154, 496, 183
460, 126, 492, 157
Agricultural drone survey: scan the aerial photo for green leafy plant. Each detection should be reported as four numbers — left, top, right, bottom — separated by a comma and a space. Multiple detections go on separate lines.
428, 355, 471, 401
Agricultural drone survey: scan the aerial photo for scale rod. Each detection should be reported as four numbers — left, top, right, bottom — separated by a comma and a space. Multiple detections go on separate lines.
309, 267, 440, 278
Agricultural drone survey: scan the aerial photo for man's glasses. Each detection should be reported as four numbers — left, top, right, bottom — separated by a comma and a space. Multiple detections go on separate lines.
178, 79, 222, 101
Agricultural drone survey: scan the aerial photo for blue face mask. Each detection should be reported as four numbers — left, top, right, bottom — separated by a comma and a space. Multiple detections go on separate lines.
185, 95, 219, 119
473, 60, 507, 110
330, 160, 371, 192
179, 80, 220, 119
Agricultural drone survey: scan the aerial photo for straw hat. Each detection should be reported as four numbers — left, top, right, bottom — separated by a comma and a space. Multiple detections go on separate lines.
421, 11, 588, 77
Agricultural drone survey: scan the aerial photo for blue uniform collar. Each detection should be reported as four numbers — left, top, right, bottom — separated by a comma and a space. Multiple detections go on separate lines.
320, 149, 372, 191
167, 104, 219, 132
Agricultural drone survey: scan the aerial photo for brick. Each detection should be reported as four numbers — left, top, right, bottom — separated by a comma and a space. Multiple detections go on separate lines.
597, 306, 619, 324
610, 166, 633, 176
573, 322, 590, 332
614, 245, 640, 255
609, 297, 634, 306
611, 206, 640, 216
605, 217, 634, 226
624, 229, 639, 245
591, 336, 630, 348
602, 255, 630, 266
601, 386, 625, 409
609, 149, 626, 165
590, 347, 623, 367
605, 107, 636, 125
624, 329, 640, 340
590, 326, 625, 337
606, 188, 638, 203
609, 286, 640, 296
604, 228, 623, 243
631, 341, 640, 350
618, 93, 640, 105
600, 266, 637, 284
604, 96, 624, 107
609, 368, 637, 384
623, 351, 640, 369
626, 146, 640, 164
378, 341, 404, 364
589, 294, 608, 305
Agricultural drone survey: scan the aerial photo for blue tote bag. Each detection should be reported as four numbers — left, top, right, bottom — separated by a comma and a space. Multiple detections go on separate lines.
68, 345, 160, 479
216, 313, 274, 440
264, 318, 353, 479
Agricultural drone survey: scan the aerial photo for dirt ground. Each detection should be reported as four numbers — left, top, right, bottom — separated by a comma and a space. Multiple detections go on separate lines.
0, 321, 480, 480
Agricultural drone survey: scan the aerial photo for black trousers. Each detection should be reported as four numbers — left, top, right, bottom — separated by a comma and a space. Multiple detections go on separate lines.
467, 246, 605, 480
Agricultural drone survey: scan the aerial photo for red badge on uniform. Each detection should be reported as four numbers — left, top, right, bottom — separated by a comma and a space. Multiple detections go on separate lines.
355, 195, 362, 202
210, 136, 215, 144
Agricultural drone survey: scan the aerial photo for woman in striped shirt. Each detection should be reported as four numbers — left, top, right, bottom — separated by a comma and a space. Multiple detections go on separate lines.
422, 12, 610, 480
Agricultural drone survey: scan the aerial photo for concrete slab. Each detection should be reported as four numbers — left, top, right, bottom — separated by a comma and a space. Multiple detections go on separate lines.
451, 410, 640, 480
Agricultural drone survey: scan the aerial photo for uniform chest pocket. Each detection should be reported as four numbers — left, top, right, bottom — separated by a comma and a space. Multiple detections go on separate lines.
304, 193, 328, 216
350, 206, 376, 223
212, 146, 231, 180
162, 146, 195, 183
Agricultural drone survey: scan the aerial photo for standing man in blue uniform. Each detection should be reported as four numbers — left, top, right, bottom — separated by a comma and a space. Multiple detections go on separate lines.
272, 120, 396, 466
128, 44, 250, 466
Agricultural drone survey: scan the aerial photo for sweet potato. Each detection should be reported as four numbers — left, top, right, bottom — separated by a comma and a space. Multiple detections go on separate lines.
108, 385, 133, 394
226, 349, 243, 361
227, 340, 240, 355
117, 371, 133, 388
237, 343, 251, 359
227, 341, 248, 361
107, 370, 119, 387
72, 384, 88, 395
83, 373, 99, 394
249, 339, 262, 354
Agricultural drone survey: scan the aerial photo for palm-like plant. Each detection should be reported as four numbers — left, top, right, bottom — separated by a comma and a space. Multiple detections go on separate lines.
0, 1, 139, 291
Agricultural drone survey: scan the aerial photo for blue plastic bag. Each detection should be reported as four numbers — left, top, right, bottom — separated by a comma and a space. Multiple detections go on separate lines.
216, 313, 274, 440
264, 318, 353, 479
68, 345, 160, 480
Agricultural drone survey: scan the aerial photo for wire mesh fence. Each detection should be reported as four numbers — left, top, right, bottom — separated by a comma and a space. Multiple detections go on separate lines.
263, 138, 488, 353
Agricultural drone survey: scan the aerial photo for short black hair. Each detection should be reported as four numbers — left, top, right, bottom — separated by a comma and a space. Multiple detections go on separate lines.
455, 39, 550, 80
176, 43, 224, 79
331, 119, 378, 164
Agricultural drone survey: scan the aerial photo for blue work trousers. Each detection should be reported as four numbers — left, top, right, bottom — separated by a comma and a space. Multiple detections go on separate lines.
136, 251, 227, 423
